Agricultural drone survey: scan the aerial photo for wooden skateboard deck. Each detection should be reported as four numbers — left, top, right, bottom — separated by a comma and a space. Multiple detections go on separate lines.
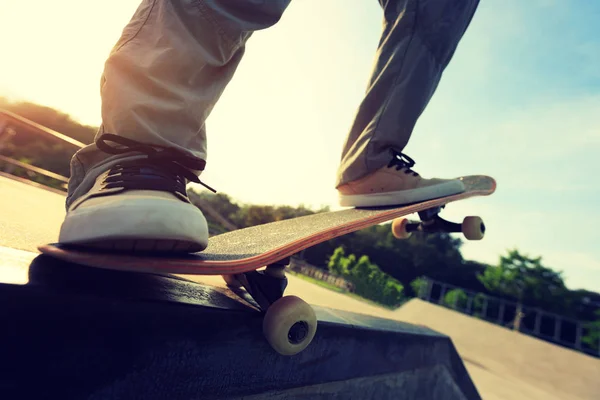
39, 175, 496, 275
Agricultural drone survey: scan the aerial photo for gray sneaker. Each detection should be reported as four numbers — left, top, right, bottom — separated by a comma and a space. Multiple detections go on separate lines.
59, 134, 211, 253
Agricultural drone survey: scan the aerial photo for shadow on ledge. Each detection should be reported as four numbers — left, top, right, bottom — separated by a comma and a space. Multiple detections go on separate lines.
0, 246, 481, 399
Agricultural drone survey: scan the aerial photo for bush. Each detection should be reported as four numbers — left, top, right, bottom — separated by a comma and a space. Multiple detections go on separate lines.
410, 277, 428, 297
443, 289, 468, 310
327, 247, 404, 307
472, 293, 487, 318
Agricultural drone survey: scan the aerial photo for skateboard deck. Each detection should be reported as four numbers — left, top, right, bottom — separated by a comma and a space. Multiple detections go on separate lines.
39, 175, 495, 275
39, 175, 495, 355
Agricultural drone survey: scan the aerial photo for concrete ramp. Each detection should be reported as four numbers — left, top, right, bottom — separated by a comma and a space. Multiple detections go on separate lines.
0, 246, 480, 399
395, 299, 600, 400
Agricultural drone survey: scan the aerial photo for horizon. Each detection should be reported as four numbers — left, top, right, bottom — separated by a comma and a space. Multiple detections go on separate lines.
0, 0, 598, 292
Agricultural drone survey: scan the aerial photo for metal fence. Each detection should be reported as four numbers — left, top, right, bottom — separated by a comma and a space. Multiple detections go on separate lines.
416, 276, 600, 357
288, 257, 354, 292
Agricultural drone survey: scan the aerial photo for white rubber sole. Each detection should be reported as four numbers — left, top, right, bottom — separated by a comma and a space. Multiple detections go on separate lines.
338, 180, 466, 208
59, 197, 209, 253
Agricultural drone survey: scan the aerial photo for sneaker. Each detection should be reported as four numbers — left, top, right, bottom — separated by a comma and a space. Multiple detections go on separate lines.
59, 134, 211, 253
337, 150, 465, 207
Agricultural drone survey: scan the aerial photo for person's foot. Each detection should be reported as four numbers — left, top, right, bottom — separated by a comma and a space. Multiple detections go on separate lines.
59, 135, 210, 253
337, 150, 465, 207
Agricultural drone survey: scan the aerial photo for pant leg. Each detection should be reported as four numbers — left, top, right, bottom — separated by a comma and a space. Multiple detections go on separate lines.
336, 0, 480, 187
66, 0, 291, 208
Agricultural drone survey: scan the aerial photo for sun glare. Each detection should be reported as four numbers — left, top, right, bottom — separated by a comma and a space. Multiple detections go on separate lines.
0, 1, 142, 125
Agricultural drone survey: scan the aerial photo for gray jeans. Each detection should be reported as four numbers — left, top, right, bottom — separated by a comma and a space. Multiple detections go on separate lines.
66, 0, 480, 208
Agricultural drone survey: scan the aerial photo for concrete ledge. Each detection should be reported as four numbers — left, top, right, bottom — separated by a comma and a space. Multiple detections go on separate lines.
0, 247, 480, 399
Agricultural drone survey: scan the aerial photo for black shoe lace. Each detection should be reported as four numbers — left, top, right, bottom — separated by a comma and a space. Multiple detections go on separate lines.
387, 149, 419, 176
95, 133, 216, 200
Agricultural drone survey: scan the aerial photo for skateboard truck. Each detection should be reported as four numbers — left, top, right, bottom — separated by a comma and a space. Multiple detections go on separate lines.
222, 257, 317, 356
391, 205, 486, 240
225, 258, 289, 310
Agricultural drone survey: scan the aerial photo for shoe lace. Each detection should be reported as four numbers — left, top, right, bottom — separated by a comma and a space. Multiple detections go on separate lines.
95, 133, 216, 198
387, 149, 419, 176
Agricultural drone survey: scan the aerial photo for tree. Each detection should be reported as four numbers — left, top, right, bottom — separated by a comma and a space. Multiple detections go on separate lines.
477, 249, 569, 319
350, 255, 372, 281
410, 277, 428, 298
472, 293, 487, 319
0, 98, 96, 186
0, 98, 97, 144
382, 280, 404, 306
340, 254, 357, 275
327, 247, 346, 276
305, 221, 472, 290
327, 247, 404, 307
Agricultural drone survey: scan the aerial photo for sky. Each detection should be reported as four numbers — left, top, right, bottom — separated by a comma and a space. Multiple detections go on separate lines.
0, 0, 598, 292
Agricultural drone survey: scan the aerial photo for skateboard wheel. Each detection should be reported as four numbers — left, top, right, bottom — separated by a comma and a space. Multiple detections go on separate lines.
263, 295, 317, 356
462, 216, 485, 240
222, 274, 242, 288
391, 218, 412, 239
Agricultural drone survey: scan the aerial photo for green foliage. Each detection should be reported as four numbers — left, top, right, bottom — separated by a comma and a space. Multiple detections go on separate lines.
340, 254, 357, 275
472, 293, 487, 318
582, 309, 600, 350
303, 222, 487, 294
0, 98, 97, 187
477, 249, 569, 314
327, 247, 346, 276
327, 247, 404, 307
443, 289, 468, 310
0, 98, 97, 144
410, 277, 428, 298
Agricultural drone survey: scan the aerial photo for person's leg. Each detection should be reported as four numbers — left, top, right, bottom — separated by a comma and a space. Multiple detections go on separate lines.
60, 0, 291, 252
67, 0, 292, 207
336, 0, 480, 207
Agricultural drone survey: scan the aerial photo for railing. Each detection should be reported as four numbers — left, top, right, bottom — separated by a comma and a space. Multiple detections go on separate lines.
0, 154, 69, 184
288, 257, 354, 292
416, 276, 600, 358
0, 109, 85, 148
0, 109, 85, 191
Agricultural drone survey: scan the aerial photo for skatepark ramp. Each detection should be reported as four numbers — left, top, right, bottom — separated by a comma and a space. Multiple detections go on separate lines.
0, 174, 480, 399
395, 299, 600, 400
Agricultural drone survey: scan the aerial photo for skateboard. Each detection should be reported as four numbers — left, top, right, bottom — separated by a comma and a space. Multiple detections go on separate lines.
39, 175, 496, 356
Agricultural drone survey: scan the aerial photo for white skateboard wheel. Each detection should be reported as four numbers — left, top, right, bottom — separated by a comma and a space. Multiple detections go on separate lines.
391, 218, 412, 239
222, 274, 242, 288
263, 295, 317, 356
462, 216, 485, 240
